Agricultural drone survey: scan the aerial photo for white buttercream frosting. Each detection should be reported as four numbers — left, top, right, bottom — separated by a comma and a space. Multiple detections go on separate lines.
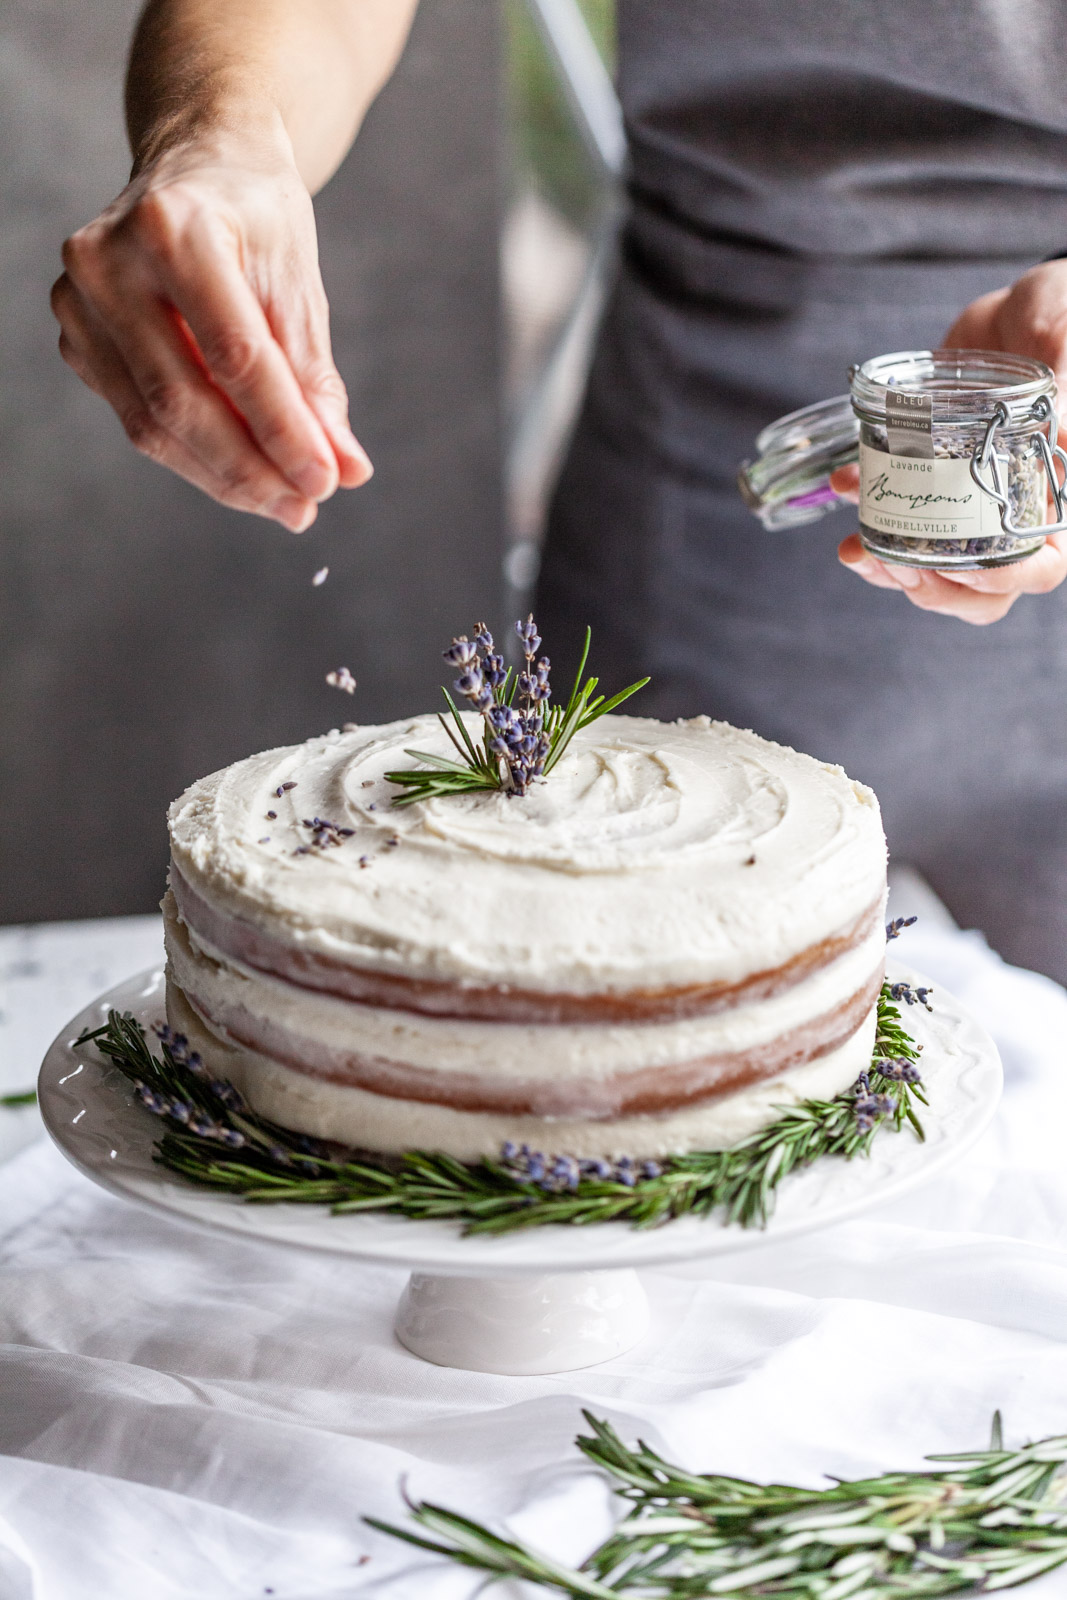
168, 713, 886, 994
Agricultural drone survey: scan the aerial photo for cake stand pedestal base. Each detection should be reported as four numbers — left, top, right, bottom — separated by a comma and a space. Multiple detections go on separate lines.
394, 1269, 650, 1374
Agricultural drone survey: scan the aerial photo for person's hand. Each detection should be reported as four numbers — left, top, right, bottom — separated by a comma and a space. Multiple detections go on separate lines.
831, 464, 1067, 623
51, 126, 372, 532
834, 261, 1067, 622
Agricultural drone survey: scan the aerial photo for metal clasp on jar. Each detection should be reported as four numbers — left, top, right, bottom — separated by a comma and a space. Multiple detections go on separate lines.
971, 395, 1067, 534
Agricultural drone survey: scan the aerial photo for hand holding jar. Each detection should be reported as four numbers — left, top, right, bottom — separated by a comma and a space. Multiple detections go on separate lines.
837, 263, 1067, 624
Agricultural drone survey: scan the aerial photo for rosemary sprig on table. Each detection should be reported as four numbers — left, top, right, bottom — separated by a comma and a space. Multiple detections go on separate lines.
368, 1411, 1067, 1596
385, 618, 649, 807
0, 1089, 36, 1108
73, 981, 925, 1236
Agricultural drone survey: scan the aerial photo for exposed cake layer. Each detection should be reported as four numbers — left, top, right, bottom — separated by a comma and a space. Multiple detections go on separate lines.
168, 713, 887, 998
166, 979, 878, 1161
170, 867, 882, 1024
164, 888, 885, 1118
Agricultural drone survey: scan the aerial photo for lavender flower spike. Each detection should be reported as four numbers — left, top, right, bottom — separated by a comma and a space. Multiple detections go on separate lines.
442, 636, 478, 668
517, 614, 541, 656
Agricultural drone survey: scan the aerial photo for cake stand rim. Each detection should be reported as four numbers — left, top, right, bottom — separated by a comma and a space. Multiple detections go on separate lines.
37, 963, 1002, 1276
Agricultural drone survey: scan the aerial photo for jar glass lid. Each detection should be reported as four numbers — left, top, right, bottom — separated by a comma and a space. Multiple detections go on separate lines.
737, 394, 857, 530
850, 348, 1054, 426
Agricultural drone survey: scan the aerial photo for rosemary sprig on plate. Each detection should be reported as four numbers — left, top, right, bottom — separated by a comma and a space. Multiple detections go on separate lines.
385, 617, 649, 806
73, 980, 925, 1236
368, 1410, 1067, 1596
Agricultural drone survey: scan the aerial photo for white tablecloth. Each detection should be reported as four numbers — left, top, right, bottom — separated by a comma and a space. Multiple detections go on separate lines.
3, 909, 1067, 1599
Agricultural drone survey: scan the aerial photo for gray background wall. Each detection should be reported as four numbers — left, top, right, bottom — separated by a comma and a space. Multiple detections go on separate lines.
0, 0, 504, 923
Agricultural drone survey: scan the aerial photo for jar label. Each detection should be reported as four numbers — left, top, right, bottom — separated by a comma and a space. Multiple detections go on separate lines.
859, 443, 1009, 541
885, 390, 933, 458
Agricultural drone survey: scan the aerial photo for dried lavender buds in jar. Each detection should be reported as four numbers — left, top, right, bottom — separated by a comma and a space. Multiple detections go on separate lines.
852, 350, 1052, 569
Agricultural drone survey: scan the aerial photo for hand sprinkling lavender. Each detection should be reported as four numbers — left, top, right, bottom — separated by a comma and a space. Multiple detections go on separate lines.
326, 667, 356, 694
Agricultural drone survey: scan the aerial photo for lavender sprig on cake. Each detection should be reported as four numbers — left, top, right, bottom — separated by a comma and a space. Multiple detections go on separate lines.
385, 616, 649, 806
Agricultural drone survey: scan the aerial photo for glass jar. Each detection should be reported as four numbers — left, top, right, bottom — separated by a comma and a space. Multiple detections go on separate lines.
738, 349, 1066, 568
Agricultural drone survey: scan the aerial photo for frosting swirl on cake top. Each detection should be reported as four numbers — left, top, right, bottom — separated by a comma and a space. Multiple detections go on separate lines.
168, 713, 885, 993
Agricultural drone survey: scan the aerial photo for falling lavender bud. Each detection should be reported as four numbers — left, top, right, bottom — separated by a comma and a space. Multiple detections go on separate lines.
326, 667, 357, 694
258, 837, 271, 844
266, 810, 277, 820
886, 915, 918, 941
312, 566, 329, 586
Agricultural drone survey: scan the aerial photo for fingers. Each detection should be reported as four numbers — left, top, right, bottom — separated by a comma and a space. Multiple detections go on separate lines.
828, 464, 859, 503
941, 286, 1011, 352
929, 536, 1067, 596
838, 531, 1067, 622
54, 162, 374, 524
941, 265, 1067, 390
264, 284, 373, 490
52, 270, 317, 530
147, 206, 344, 500
62, 209, 337, 514
837, 534, 904, 589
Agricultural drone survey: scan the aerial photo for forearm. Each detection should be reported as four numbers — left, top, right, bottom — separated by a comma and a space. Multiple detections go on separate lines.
126, 0, 419, 191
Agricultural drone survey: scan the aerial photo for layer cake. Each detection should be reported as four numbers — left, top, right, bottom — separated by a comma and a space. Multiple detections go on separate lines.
163, 713, 887, 1159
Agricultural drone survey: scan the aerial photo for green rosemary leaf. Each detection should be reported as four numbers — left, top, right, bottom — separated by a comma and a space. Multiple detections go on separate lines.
440, 687, 483, 767
370, 1414, 1067, 1597
434, 710, 473, 766
400, 748, 471, 774
365, 1510, 620, 1598
578, 676, 652, 727
562, 626, 594, 721
0, 1089, 36, 1108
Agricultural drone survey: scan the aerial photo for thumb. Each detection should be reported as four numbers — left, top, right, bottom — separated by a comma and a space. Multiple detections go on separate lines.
941, 286, 1011, 352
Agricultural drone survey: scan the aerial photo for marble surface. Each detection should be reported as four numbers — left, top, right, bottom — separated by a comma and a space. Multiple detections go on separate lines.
0, 914, 162, 1165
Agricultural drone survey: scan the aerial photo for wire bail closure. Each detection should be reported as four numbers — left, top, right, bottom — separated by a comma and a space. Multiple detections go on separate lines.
971, 395, 1067, 535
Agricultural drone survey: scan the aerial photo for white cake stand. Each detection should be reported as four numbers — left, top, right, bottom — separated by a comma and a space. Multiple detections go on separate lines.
38, 965, 1001, 1377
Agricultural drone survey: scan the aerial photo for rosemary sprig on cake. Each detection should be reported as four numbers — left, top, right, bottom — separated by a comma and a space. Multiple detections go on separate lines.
385, 617, 649, 806
367, 1410, 1067, 1596
73, 971, 926, 1236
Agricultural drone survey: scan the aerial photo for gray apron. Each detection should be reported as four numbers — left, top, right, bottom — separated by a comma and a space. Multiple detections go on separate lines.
538, 0, 1067, 982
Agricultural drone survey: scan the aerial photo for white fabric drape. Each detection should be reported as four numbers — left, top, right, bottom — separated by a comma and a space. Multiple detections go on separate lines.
3, 919, 1067, 1598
